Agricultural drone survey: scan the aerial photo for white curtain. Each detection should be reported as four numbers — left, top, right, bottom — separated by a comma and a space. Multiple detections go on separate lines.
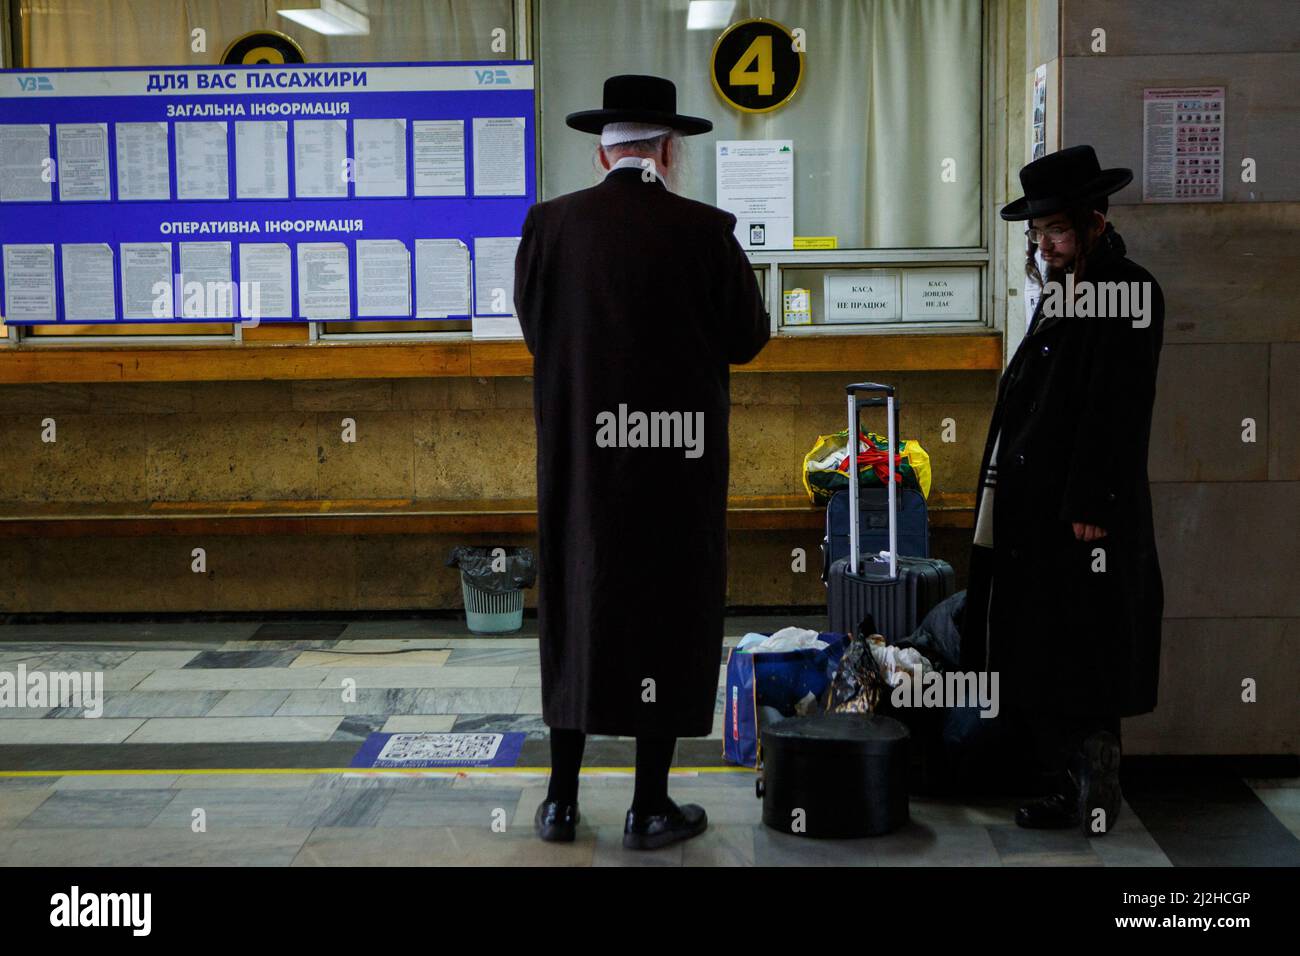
20, 0, 513, 66
538, 0, 982, 248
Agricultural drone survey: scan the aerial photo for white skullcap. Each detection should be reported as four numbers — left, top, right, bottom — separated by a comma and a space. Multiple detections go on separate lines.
600, 122, 673, 147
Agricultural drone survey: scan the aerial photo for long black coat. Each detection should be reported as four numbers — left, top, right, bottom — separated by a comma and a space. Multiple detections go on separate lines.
961, 226, 1164, 719
513, 166, 770, 737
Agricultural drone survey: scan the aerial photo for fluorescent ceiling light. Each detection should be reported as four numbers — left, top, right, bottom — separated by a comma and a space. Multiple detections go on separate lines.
279, 0, 370, 37
687, 0, 735, 31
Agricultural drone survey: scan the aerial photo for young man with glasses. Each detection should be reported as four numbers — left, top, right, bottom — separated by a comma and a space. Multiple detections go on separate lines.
962, 146, 1166, 836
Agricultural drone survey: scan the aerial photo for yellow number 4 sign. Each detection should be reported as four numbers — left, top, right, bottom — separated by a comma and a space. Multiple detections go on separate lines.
711, 18, 804, 114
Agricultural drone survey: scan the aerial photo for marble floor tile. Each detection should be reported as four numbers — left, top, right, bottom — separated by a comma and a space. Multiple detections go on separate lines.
171, 773, 322, 789
446, 647, 540, 666
329, 715, 389, 741
149, 787, 326, 828
682, 824, 757, 866
330, 637, 453, 651
134, 668, 332, 691
0, 708, 53, 718
0, 787, 54, 827
94, 690, 227, 718
291, 825, 593, 866
206, 689, 293, 717
0, 718, 144, 744
910, 796, 1019, 828
870, 822, 1002, 866
1249, 785, 1300, 841
218, 640, 340, 651
123, 716, 343, 744
184, 650, 301, 669
987, 824, 1103, 866
20, 788, 178, 828
380, 715, 458, 733
312, 773, 456, 791
316, 665, 518, 689
452, 713, 549, 739
752, 826, 875, 866
0, 775, 63, 788
53, 773, 181, 791
592, 825, 684, 866
415, 688, 526, 714
116, 650, 201, 670
515, 688, 542, 713
299, 787, 396, 827
275, 688, 431, 717
374, 787, 526, 827
512, 669, 541, 687
0, 826, 310, 866
290, 650, 451, 668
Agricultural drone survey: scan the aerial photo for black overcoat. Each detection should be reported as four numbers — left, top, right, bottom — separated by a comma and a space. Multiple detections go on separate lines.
961, 226, 1165, 719
513, 166, 769, 737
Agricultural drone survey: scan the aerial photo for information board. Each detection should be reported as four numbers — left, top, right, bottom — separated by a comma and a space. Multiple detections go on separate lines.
0, 61, 535, 327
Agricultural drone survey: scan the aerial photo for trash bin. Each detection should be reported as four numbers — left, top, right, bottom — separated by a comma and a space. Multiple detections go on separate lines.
446, 546, 537, 634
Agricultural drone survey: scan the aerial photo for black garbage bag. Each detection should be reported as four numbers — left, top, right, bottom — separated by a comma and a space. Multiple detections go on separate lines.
446, 546, 537, 593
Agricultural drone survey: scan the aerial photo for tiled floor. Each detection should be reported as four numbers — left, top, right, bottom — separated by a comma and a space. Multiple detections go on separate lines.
0, 615, 1296, 867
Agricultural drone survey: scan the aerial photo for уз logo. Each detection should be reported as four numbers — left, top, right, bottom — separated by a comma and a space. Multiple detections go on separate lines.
475, 69, 511, 85
17, 76, 55, 92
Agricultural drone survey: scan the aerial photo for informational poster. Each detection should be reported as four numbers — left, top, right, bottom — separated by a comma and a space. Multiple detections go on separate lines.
0, 62, 535, 324
824, 270, 900, 323
716, 140, 794, 250
471, 116, 526, 196
1143, 86, 1225, 202
1031, 64, 1048, 161
902, 269, 979, 322
472, 235, 521, 338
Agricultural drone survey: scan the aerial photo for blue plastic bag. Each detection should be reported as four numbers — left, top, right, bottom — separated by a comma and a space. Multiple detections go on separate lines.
722, 633, 849, 768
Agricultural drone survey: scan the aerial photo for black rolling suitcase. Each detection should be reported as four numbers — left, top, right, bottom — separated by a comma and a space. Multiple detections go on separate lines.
826, 382, 955, 641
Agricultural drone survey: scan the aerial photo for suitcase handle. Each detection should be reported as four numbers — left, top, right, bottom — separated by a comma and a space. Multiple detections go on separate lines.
845, 383, 898, 579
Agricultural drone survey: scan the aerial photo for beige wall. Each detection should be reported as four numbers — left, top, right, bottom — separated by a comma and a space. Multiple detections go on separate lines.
1059, 0, 1300, 754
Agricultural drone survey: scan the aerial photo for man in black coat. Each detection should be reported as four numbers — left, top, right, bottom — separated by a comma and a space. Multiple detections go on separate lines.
962, 146, 1164, 836
513, 75, 770, 849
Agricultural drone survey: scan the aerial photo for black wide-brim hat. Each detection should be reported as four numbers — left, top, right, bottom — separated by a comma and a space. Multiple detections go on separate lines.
1000, 145, 1133, 221
565, 74, 713, 136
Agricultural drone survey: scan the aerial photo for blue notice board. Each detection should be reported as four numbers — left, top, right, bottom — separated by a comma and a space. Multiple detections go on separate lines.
0, 61, 535, 325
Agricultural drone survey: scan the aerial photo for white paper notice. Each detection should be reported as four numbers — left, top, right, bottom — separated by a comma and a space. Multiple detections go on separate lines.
413, 120, 466, 196
61, 244, 116, 321
179, 241, 234, 318
56, 123, 111, 201
472, 236, 521, 338
2, 244, 57, 322
354, 118, 407, 197
0, 125, 51, 202
115, 122, 170, 200
293, 119, 348, 198
472, 117, 526, 196
824, 270, 901, 323
297, 242, 350, 318
902, 269, 979, 322
356, 239, 411, 317
415, 239, 470, 317
235, 121, 288, 200
120, 242, 173, 319
238, 243, 292, 319
717, 140, 795, 250
175, 122, 229, 200
1143, 87, 1225, 202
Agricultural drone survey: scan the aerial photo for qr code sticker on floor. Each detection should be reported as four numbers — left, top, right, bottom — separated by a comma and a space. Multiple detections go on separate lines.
374, 732, 504, 766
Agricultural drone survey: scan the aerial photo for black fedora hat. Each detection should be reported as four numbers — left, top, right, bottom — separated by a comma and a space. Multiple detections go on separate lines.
565, 74, 713, 136
1000, 145, 1133, 221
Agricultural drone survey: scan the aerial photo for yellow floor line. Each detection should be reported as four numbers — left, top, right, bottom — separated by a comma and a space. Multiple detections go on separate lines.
0, 766, 752, 777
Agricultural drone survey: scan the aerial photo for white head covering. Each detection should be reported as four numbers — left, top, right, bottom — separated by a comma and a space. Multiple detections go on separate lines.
600, 121, 673, 147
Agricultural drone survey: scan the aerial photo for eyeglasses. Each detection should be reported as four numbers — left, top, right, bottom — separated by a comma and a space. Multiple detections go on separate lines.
1025, 225, 1073, 244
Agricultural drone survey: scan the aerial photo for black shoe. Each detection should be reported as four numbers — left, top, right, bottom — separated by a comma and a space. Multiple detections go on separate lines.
1074, 731, 1122, 837
534, 799, 580, 842
1015, 792, 1079, 829
623, 799, 708, 851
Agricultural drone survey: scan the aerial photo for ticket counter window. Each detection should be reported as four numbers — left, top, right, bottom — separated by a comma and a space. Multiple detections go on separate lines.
11, 0, 514, 338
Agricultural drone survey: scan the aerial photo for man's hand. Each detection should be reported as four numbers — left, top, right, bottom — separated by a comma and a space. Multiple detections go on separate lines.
1072, 522, 1107, 542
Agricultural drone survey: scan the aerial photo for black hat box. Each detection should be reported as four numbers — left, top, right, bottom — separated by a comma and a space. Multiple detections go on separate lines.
757, 712, 911, 838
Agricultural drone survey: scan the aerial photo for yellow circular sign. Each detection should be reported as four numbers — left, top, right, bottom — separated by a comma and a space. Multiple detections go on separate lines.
221, 30, 306, 65
710, 18, 804, 114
